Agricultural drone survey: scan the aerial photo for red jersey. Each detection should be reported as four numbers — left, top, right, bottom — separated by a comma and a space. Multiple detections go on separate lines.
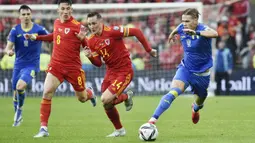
50, 16, 84, 69
231, 0, 249, 23
87, 25, 132, 70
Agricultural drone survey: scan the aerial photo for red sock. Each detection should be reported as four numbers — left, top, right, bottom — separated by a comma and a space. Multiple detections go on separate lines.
112, 93, 128, 105
40, 98, 52, 126
105, 107, 122, 129
85, 88, 93, 101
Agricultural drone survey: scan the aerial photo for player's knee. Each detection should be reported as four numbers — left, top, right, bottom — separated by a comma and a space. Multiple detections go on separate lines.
43, 88, 55, 99
16, 83, 26, 91
101, 96, 111, 105
103, 103, 114, 110
75, 92, 87, 103
169, 87, 182, 98
78, 97, 86, 103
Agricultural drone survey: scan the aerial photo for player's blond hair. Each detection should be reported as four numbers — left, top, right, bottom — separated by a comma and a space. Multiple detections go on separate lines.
183, 8, 200, 19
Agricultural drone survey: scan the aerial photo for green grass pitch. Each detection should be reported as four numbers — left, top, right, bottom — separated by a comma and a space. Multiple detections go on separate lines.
0, 96, 255, 143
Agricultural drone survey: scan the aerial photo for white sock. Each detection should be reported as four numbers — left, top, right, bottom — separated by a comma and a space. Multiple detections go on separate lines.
149, 117, 157, 123
41, 126, 48, 131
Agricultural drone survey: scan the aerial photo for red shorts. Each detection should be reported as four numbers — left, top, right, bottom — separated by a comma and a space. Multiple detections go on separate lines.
101, 68, 134, 96
46, 65, 86, 92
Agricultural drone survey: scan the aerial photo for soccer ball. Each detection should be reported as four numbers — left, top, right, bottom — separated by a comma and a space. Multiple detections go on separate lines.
139, 123, 158, 141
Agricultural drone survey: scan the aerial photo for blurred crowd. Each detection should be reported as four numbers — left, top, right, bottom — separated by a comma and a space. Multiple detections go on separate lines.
0, 0, 243, 5
0, 0, 254, 72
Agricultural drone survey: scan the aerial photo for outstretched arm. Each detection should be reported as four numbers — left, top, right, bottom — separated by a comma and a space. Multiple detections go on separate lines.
128, 28, 151, 52
128, 28, 157, 57
183, 27, 218, 38
200, 28, 218, 38
25, 33, 53, 42
168, 24, 182, 43
36, 33, 54, 41
108, 26, 156, 57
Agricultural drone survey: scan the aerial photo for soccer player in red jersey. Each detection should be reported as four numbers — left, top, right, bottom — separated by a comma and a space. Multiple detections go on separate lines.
25, 0, 97, 138
76, 12, 157, 137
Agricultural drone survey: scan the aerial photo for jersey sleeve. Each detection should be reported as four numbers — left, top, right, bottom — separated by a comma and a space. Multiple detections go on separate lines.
7, 27, 16, 43
82, 38, 88, 47
204, 26, 211, 31
128, 28, 152, 53
108, 26, 129, 38
38, 26, 49, 35
36, 33, 53, 42
89, 48, 102, 67
177, 24, 184, 35
197, 23, 211, 31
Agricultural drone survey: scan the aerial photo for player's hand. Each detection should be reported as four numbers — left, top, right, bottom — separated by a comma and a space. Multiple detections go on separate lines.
183, 29, 196, 35
7, 49, 14, 57
168, 34, 176, 43
83, 46, 92, 57
149, 49, 157, 57
75, 25, 87, 41
24, 34, 36, 41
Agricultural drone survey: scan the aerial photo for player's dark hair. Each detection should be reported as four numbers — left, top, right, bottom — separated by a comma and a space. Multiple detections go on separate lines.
87, 12, 102, 19
58, 0, 72, 5
183, 8, 200, 19
18, 5, 32, 13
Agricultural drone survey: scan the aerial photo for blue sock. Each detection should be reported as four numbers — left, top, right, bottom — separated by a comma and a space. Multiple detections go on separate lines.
14, 108, 22, 122
152, 88, 182, 119
13, 95, 18, 112
193, 103, 204, 112
17, 90, 26, 108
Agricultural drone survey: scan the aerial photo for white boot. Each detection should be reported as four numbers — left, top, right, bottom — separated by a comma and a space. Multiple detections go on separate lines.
106, 128, 126, 137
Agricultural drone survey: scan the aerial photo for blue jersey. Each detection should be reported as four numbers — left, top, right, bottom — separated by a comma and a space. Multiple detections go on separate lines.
8, 23, 48, 72
177, 23, 212, 73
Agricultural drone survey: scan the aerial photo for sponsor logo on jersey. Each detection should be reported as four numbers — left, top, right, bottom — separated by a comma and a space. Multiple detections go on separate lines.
113, 26, 119, 30
58, 28, 63, 32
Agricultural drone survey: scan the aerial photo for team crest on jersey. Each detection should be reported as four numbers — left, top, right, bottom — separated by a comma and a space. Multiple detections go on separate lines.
65, 28, 70, 34
105, 39, 110, 45
186, 39, 191, 47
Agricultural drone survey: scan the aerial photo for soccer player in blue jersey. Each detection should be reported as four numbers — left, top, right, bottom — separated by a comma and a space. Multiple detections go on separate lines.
147, 8, 218, 125
5, 5, 48, 127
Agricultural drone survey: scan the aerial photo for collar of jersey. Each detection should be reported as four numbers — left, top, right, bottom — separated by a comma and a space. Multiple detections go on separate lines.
67, 16, 73, 22
60, 16, 73, 23
21, 22, 34, 32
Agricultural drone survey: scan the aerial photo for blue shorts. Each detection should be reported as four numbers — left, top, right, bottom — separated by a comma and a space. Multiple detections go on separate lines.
12, 67, 37, 90
173, 65, 210, 97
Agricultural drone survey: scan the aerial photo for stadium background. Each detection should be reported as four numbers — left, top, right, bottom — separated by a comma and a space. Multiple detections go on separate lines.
1, 1, 255, 143
0, 0, 254, 96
